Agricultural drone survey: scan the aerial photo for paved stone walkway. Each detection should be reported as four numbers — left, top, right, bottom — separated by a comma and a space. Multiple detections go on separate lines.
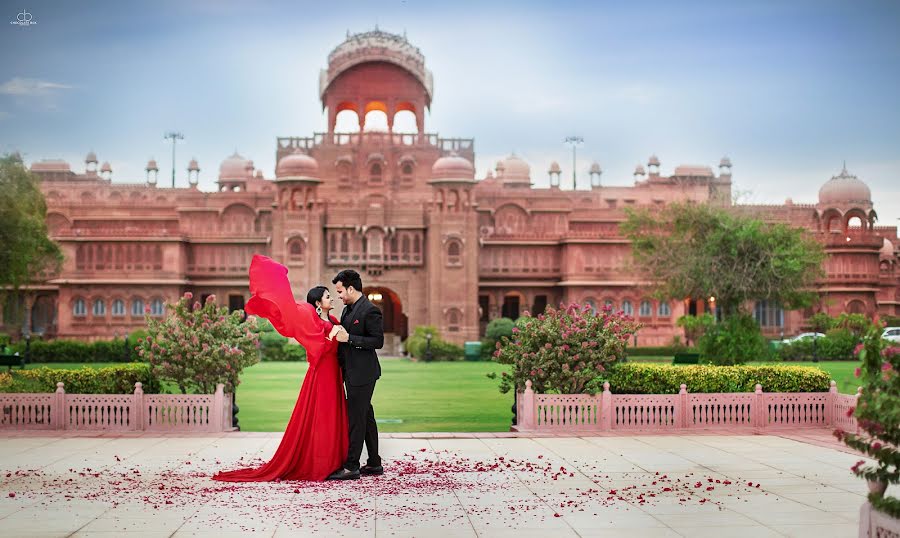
0, 430, 867, 537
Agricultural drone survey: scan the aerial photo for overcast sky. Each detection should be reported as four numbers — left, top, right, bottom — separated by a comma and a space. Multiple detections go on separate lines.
2, 0, 898, 225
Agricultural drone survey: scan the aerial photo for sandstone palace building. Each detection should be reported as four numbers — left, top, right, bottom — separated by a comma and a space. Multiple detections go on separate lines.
6, 31, 899, 353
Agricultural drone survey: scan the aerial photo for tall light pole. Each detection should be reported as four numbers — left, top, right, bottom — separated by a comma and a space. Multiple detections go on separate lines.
164, 131, 184, 188
564, 136, 583, 190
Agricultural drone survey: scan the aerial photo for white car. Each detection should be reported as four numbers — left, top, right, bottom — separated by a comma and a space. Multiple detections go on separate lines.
780, 332, 826, 344
883, 327, 900, 343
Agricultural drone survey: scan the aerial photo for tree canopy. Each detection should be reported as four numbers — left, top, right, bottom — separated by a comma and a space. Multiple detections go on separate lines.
0, 153, 63, 308
620, 202, 825, 316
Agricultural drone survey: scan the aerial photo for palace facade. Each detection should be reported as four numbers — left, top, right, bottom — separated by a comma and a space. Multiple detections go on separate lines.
5, 30, 899, 352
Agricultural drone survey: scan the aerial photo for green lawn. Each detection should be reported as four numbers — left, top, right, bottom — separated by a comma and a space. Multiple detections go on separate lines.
21, 358, 861, 431
236, 360, 513, 432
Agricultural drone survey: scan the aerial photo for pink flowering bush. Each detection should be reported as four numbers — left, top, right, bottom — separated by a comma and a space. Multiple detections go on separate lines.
488, 302, 641, 395
136, 293, 260, 395
837, 323, 900, 518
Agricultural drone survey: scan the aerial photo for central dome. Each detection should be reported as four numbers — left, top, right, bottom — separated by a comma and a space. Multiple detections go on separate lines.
818, 166, 871, 207
321, 29, 434, 104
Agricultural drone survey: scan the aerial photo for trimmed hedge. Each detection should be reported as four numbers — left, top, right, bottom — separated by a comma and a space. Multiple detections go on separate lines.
258, 331, 307, 361
10, 338, 138, 363
627, 345, 698, 357
0, 363, 161, 394
603, 363, 831, 394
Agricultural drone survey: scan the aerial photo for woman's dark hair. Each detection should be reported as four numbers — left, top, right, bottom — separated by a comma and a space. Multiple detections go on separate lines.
332, 269, 363, 292
306, 285, 329, 307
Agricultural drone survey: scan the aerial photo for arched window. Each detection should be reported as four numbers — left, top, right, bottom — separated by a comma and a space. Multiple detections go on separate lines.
288, 238, 305, 263
393, 109, 418, 134
402, 162, 414, 176
583, 297, 598, 315
447, 240, 462, 265
92, 298, 106, 316
334, 109, 361, 133
658, 301, 671, 317
413, 235, 421, 255
131, 298, 145, 316
150, 298, 165, 317
621, 300, 634, 316
401, 235, 410, 260
369, 162, 382, 183
111, 299, 126, 317
639, 300, 652, 317
73, 297, 87, 317
603, 298, 615, 311
363, 108, 388, 132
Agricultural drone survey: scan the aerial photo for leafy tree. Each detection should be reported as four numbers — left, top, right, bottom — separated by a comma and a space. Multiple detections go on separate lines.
621, 202, 825, 317
0, 153, 63, 325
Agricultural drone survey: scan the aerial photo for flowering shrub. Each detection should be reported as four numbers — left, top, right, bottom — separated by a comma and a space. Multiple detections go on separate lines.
136, 293, 260, 394
837, 324, 900, 519
488, 302, 641, 395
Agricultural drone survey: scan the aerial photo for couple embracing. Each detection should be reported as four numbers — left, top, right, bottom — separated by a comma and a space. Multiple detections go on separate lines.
213, 254, 383, 482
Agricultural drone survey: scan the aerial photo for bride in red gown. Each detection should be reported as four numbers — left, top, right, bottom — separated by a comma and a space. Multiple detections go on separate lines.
213, 255, 348, 482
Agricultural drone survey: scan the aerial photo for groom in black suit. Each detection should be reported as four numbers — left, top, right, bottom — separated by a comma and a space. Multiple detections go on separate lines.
327, 269, 384, 481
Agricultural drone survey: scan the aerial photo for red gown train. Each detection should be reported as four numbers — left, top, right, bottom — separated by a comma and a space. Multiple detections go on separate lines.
212, 254, 348, 482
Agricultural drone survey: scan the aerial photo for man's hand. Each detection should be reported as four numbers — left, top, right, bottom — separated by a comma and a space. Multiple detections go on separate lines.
335, 327, 350, 342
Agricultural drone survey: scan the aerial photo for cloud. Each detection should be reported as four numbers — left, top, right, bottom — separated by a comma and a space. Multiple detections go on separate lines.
0, 77, 73, 96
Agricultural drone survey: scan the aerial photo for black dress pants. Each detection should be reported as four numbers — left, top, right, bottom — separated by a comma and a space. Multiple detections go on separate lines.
343, 381, 380, 471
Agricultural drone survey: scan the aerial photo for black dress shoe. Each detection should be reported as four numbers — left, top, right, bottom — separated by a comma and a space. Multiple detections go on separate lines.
360, 464, 383, 476
326, 468, 360, 481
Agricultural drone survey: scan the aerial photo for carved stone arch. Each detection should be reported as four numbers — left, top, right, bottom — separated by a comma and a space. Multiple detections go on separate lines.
444, 307, 463, 333
448, 189, 460, 212
45, 212, 71, 235
844, 207, 869, 231
492, 203, 531, 235
820, 208, 844, 233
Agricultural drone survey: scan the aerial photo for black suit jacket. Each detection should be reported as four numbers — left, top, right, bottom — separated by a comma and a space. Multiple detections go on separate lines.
339, 296, 383, 386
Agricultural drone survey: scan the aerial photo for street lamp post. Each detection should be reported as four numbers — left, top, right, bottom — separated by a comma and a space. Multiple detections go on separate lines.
425, 332, 433, 362
564, 136, 584, 190
164, 131, 184, 188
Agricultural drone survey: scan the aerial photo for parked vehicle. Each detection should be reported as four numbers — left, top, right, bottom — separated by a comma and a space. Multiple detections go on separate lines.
883, 327, 900, 343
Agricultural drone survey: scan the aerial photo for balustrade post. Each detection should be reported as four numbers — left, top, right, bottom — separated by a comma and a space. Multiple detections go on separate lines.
520, 380, 535, 431
214, 384, 225, 433
678, 384, 688, 429
133, 382, 144, 432
826, 380, 837, 425
753, 384, 764, 429
55, 382, 65, 430
600, 382, 612, 431
854, 387, 862, 434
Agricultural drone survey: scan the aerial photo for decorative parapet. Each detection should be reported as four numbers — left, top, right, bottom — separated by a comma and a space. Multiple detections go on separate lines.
514, 380, 860, 433
0, 382, 234, 432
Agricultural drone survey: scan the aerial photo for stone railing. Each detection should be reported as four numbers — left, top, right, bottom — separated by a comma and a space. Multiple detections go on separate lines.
0, 382, 234, 433
514, 380, 860, 433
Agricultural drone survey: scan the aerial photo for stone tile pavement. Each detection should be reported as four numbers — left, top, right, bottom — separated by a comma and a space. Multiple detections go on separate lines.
0, 430, 868, 537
